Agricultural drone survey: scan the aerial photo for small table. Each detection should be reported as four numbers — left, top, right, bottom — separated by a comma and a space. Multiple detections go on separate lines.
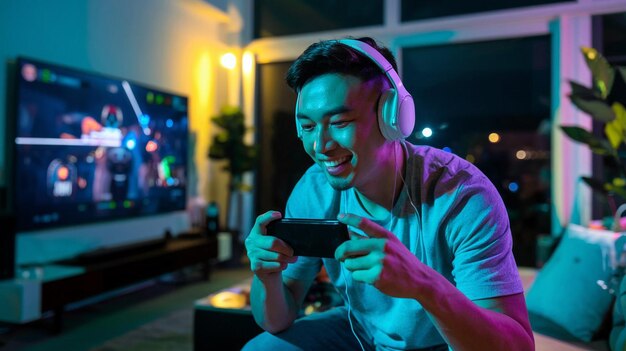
193, 278, 262, 351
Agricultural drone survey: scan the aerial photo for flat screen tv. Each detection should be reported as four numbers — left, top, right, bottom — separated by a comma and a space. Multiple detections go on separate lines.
11, 57, 188, 235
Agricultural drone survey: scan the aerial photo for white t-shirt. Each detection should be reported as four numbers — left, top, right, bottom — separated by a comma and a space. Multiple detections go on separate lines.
282, 143, 523, 350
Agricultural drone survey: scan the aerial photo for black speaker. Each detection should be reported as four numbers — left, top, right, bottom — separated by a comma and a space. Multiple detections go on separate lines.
0, 214, 16, 280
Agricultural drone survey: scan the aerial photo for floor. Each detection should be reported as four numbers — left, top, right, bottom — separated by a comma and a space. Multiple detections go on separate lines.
0, 265, 252, 351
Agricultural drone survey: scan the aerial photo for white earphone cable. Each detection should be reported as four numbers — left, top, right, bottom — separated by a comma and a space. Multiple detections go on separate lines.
399, 141, 419, 216
340, 141, 401, 351
341, 189, 366, 351
342, 266, 366, 351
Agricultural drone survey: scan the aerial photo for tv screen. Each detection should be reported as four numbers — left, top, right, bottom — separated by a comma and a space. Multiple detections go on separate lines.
12, 58, 188, 232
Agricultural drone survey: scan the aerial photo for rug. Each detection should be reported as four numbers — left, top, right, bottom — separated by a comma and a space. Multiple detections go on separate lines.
91, 308, 194, 351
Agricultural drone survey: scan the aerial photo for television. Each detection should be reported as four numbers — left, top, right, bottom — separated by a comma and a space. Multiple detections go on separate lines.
9, 58, 189, 265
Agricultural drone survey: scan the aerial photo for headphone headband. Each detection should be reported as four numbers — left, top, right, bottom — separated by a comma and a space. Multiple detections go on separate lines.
336, 39, 399, 88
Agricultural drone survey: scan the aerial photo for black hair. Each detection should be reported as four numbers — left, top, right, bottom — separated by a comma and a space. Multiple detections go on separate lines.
285, 37, 398, 93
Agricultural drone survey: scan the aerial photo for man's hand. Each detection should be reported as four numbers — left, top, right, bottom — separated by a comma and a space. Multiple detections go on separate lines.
245, 211, 298, 281
335, 213, 424, 299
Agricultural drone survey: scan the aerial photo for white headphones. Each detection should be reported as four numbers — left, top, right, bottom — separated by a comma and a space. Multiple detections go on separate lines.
295, 39, 415, 141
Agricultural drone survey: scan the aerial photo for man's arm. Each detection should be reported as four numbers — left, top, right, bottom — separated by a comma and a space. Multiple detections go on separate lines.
336, 214, 534, 351
249, 274, 312, 333
245, 211, 311, 333
413, 263, 534, 351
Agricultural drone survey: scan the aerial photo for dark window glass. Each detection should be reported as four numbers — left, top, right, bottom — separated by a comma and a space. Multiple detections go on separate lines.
597, 12, 626, 65
402, 36, 551, 266
401, 0, 572, 22
254, 0, 384, 39
256, 62, 312, 214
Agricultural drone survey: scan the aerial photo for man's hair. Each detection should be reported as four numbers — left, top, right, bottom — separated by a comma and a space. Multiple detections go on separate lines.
285, 37, 398, 93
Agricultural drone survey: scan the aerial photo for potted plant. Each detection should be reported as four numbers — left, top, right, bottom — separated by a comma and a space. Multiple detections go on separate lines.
560, 47, 626, 229
527, 49, 626, 349
208, 105, 258, 233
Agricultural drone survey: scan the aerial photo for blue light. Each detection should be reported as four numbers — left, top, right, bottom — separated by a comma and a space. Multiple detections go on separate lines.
442, 147, 452, 153
166, 119, 174, 128
125, 139, 136, 150
139, 114, 151, 127
421, 127, 433, 138
508, 182, 519, 192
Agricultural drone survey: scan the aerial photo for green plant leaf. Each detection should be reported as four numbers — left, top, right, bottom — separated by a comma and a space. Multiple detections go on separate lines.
570, 93, 615, 122
582, 177, 626, 202
605, 183, 626, 199
606, 103, 626, 150
208, 105, 258, 179
605, 121, 623, 149
208, 144, 226, 159
605, 104, 626, 149
581, 176, 610, 196
569, 80, 598, 99
614, 102, 626, 130
581, 47, 615, 99
604, 119, 624, 150
619, 67, 626, 87
560, 125, 613, 155
569, 79, 614, 122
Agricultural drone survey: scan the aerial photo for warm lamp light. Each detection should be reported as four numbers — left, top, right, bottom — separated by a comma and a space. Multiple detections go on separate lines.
488, 132, 500, 143
220, 53, 237, 70
242, 51, 254, 74
209, 291, 247, 309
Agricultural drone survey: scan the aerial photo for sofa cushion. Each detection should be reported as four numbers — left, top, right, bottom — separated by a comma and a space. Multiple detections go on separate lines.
526, 224, 625, 342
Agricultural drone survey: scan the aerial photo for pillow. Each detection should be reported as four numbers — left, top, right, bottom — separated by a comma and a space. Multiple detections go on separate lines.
610, 275, 626, 350
526, 223, 626, 342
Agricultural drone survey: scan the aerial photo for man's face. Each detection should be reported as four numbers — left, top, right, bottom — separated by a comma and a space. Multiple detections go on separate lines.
297, 73, 392, 191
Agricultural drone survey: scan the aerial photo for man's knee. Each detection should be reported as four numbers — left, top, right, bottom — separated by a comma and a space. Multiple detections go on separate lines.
241, 308, 357, 351
240, 332, 262, 351
241, 331, 297, 351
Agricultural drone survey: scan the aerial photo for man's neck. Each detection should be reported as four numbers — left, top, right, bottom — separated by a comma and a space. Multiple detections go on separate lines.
354, 142, 405, 218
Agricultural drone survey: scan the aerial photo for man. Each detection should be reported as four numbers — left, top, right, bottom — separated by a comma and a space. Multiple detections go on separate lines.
243, 37, 534, 351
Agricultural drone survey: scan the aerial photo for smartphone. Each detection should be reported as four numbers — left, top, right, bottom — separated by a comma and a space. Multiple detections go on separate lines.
266, 218, 350, 258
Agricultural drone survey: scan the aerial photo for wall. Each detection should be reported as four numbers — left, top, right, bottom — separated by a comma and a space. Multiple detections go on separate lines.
0, 0, 237, 264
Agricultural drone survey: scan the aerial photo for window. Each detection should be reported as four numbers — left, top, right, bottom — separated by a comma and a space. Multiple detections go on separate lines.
401, 0, 573, 22
402, 35, 552, 266
254, 0, 383, 39
596, 12, 626, 65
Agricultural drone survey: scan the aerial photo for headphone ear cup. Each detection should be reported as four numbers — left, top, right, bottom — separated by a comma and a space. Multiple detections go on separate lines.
377, 89, 401, 141
397, 94, 415, 139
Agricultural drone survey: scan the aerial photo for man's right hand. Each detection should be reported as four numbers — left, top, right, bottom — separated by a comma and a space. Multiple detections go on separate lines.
245, 211, 297, 281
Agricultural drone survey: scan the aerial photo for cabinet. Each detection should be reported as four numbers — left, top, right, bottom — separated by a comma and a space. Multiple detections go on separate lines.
0, 235, 217, 332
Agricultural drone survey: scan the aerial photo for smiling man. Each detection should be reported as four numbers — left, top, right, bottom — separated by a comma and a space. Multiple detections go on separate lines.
243, 37, 534, 351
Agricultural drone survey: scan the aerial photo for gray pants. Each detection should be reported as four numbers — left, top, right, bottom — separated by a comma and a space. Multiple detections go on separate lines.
241, 307, 447, 351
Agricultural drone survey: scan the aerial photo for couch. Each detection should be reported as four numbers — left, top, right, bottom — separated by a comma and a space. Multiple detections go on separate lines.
520, 267, 610, 351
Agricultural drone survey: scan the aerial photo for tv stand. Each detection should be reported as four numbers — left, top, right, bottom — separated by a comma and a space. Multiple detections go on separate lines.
0, 233, 217, 333
58, 237, 168, 266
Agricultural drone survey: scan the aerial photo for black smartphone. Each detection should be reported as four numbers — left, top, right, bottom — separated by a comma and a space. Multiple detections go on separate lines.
266, 219, 350, 258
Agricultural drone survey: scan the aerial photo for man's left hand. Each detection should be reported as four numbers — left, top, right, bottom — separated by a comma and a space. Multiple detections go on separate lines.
335, 213, 425, 299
